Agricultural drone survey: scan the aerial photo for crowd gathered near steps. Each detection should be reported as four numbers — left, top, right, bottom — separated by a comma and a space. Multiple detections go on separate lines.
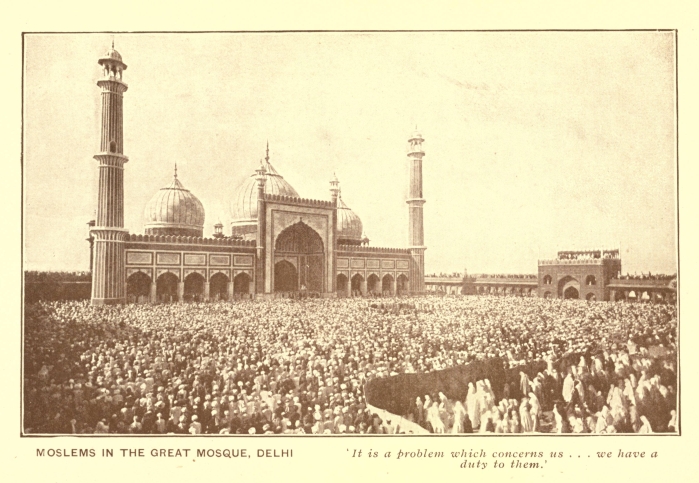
23, 296, 677, 435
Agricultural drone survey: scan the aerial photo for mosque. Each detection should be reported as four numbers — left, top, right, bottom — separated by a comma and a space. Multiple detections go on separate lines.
88, 44, 676, 306
89, 45, 426, 304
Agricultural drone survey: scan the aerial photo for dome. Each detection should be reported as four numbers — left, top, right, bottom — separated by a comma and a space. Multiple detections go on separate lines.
230, 159, 299, 238
98, 41, 127, 69
98, 49, 126, 67
104, 48, 122, 62
336, 195, 363, 245
144, 171, 205, 237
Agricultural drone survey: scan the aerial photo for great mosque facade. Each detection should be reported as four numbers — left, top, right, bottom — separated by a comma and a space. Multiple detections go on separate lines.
89, 45, 425, 305
88, 44, 676, 306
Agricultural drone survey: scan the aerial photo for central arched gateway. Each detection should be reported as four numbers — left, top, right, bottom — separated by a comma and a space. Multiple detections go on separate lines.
274, 221, 325, 293
558, 275, 580, 299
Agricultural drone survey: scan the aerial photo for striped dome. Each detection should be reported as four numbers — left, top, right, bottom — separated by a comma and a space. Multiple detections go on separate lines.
144, 174, 205, 237
337, 195, 363, 244
231, 160, 299, 223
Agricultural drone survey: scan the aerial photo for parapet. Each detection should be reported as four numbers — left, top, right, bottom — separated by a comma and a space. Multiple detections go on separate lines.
264, 193, 335, 208
124, 233, 256, 247
338, 244, 411, 255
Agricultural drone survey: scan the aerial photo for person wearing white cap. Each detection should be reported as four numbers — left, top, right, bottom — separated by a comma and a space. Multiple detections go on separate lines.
95, 418, 109, 434
155, 413, 167, 433
129, 415, 142, 434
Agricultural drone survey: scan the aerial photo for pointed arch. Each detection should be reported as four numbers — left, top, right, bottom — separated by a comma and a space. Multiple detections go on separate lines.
127, 271, 151, 303
367, 273, 380, 294
275, 221, 324, 253
382, 273, 394, 295
234, 272, 252, 296
210, 272, 230, 301
184, 272, 205, 302
157, 272, 179, 303
351, 273, 364, 296
558, 275, 580, 299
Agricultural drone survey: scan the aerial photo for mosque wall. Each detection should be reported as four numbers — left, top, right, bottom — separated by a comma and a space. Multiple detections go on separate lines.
336, 251, 410, 281
336, 247, 411, 295
124, 239, 256, 286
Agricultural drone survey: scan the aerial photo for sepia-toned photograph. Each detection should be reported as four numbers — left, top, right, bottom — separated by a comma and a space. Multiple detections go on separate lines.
22, 31, 678, 437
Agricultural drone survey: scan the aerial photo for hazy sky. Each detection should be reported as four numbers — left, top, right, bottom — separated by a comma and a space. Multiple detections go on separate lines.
23, 32, 677, 275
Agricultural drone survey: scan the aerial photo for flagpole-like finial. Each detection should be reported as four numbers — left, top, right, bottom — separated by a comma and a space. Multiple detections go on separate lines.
111, 36, 115, 49
174, 163, 178, 179
265, 141, 270, 163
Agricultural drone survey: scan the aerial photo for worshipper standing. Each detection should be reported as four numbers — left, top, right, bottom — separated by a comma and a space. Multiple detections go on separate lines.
466, 383, 479, 430
510, 408, 522, 434
668, 410, 677, 433
500, 408, 511, 434
553, 403, 570, 433
451, 400, 467, 434
427, 402, 445, 434
519, 398, 533, 433
95, 419, 109, 434
519, 371, 531, 400
638, 416, 654, 434
528, 392, 542, 432
414, 397, 425, 428
562, 371, 575, 404
493, 408, 505, 434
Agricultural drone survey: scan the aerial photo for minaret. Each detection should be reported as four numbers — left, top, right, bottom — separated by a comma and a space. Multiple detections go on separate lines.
407, 128, 426, 293
329, 172, 340, 204
90, 42, 129, 305
254, 160, 267, 295
329, 173, 340, 294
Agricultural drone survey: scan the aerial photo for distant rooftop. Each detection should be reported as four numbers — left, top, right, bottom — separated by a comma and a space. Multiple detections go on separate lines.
556, 249, 620, 260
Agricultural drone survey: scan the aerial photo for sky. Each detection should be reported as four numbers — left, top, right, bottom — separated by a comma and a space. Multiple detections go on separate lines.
22, 32, 677, 275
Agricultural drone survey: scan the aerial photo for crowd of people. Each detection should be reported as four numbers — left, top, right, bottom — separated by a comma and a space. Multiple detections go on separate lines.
616, 273, 677, 281
23, 295, 676, 435
407, 349, 676, 434
425, 273, 464, 278
473, 274, 538, 279
557, 251, 620, 261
